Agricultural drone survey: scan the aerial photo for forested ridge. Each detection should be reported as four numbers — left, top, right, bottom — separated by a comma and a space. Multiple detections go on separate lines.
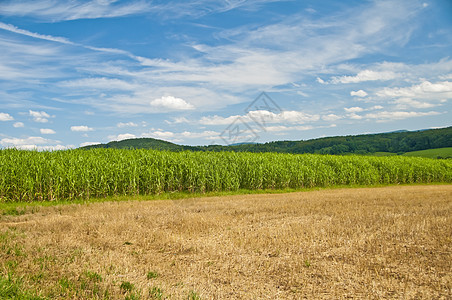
82, 126, 452, 155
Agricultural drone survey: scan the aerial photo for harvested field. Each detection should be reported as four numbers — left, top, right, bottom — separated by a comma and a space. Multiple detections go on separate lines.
1, 185, 451, 299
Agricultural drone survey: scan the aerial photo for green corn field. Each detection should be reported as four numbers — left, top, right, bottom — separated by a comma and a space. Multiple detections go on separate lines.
0, 148, 451, 203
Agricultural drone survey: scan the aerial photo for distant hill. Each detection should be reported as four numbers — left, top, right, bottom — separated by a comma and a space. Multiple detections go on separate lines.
82, 137, 199, 151
81, 126, 452, 157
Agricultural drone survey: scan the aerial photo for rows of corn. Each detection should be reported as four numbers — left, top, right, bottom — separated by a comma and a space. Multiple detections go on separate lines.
1, 148, 451, 202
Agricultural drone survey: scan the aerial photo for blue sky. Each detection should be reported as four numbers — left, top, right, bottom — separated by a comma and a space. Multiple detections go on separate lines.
0, 0, 451, 149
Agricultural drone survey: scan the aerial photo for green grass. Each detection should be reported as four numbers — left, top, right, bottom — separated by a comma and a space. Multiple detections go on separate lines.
402, 147, 452, 159
0, 274, 47, 300
371, 152, 398, 157
147, 271, 159, 280
1, 148, 451, 204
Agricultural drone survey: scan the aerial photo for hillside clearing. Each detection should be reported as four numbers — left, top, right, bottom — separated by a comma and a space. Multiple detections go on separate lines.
1, 185, 451, 299
403, 147, 452, 159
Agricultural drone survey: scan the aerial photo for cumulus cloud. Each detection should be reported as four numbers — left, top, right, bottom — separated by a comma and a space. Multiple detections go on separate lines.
180, 130, 219, 139
13, 122, 24, 128
144, 130, 175, 139
316, 77, 326, 84
29, 110, 51, 123
150, 96, 195, 111
40, 128, 56, 134
70, 125, 93, 132
332, 70, 398, 84
80, 141, 101, 147
108, 133, 136, 141
0, 112, 14, 121
199, 115, 240, 126
376, 80, 452, 99
322, 114, 341, 121
350, 90, 368, 97
117, 122, 138, 128
0, 136, 64, 150
394, 98, 437, 109
344, 107, 364, 113
1, 136, 49, 146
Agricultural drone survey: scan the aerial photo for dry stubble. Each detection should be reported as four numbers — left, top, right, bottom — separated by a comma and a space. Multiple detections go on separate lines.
1, 185, 451, 299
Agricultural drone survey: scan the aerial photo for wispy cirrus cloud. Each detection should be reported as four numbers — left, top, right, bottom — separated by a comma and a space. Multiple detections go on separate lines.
0, 0, 292, 23
0, 22, 72, 44
0, 0, 152, 21
0, 0, 434, 116
364, 110, 440, 120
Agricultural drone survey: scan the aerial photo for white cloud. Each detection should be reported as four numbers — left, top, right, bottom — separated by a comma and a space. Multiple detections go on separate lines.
0, 136, 61, 149
40, 128, 56, 134
344, 107, 364, 113
350, 90, 368, 97
150, 96, 195, 111
265, 125, 314, 132
439, 74, 452, 80
80, 141, 101, 147
365, 111, 440, 120
109, 133, 136, 141
332, 70, 398, 84
394, 98, 437, 109
70, 125, 93, 132
117, 122, 138, 128
144, 130, 175, 139
348, 113, 363, 120
180, 130, 219, 139
1, 136, 47, 146
13, 122, 24, 128
59, 77, 138, 91
29, 110, 51, 123
0, 22, 73, 45
0, 112, 14, 121
165, 117, 190, 125
322, 114, 341, 121
316, 77, 326, 84
199, 110, 320, 126
199, 115, 240, 126
377, 80, 452, 99
0, 1, 151, 21
0, 0, 427, 117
